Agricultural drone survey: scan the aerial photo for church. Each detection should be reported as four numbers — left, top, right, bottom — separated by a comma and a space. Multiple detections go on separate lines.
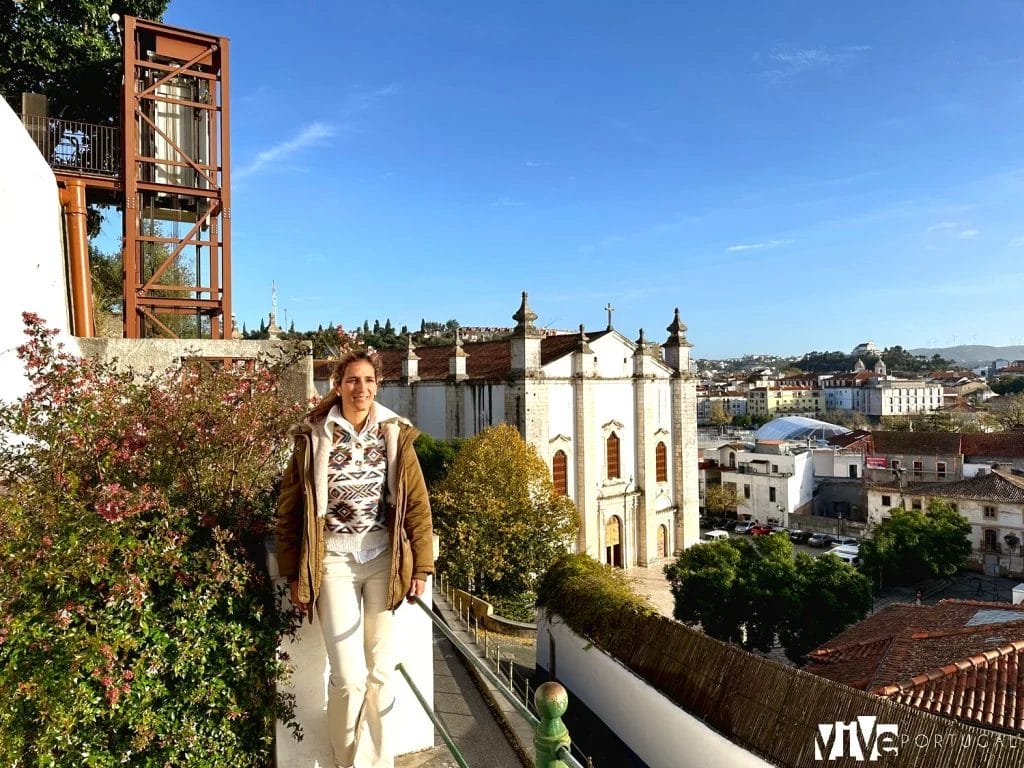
375, 293, 700, 568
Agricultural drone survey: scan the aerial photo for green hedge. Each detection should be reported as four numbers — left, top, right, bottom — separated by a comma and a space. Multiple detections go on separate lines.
536, 554, 656, 647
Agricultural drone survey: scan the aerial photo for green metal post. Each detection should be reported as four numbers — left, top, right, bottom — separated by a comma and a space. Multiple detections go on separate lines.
534, 681, 571, 768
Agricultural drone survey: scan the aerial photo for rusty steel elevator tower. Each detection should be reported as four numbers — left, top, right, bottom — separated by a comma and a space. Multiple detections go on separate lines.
120, 16, 232, 339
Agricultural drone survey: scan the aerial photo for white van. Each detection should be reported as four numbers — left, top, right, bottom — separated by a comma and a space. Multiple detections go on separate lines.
702, 530, 730, 542
823, 545, 860, 566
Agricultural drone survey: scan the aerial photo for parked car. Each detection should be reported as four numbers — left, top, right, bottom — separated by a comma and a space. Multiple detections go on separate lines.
749, 524, 774, 536
807, 533, 835, 548
788, 529, 812, 544
699, 516, 710, 529
833, 536, 859, 548
701, 529, 730, 542
720, 519, 738, 531
734, 522, 755, 534
770, 526, 789, 536
822, 545, 861, 566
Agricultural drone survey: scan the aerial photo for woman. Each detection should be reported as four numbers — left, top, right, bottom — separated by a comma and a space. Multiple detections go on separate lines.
276, 350, 433, 768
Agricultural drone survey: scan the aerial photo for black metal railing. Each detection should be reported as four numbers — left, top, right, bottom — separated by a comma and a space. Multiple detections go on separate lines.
20, 113, 120, 177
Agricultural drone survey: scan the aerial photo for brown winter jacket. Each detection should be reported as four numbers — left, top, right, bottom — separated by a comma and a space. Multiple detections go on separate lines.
275, 411, 434, 614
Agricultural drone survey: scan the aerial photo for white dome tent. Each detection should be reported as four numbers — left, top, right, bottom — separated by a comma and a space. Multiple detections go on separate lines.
753, 415, 851, 443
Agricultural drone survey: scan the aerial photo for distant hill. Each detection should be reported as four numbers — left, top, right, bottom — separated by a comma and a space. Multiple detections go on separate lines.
908, 345, 1024, 366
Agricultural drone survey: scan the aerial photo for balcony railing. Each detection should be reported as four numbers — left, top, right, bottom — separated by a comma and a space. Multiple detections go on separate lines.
20, 114, 120, 177
411, 585, 587, 768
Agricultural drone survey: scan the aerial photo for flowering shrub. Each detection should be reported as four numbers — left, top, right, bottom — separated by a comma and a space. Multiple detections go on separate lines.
0, 313, 306, 766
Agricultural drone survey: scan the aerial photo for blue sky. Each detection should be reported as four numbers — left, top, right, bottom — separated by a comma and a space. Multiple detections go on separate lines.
147, 1, 1024, 358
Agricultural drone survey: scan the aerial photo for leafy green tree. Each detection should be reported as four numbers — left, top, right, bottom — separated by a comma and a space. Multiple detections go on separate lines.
986, 393, 1024, 431
708, 400, 731, 433
1, 1, 170, 125
880, 415, 913, 431
665, 534, 871, 661
733, 414, 753, 428
736, 534, 800, 652
780, 552, 873, 663
990, 377, 1024, 396
432, 424, 579, 617
860, 500, 972, 588
797, 350, 854, 373
282, 324, 357, 358
702, 482, 740, 518
413, 433, 463, 489
89, 244, 123, 314
663, 537, 744, 643
820, 409, 870, 430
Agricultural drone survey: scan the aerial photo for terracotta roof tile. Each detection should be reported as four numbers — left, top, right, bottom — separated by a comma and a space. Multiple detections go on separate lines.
962, 433, 1024, 460
806, 600, 1024, 733
373, 329, 615, 383
869, 431, 962, 455
870, 470, 1024, 503
827, 430, 871, 449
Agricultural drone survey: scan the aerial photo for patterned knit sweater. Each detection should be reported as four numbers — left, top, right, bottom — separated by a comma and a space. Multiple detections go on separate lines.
323, 410, 389, 555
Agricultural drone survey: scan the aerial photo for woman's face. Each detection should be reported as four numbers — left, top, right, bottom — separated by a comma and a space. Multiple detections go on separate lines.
336, 360, 378, 420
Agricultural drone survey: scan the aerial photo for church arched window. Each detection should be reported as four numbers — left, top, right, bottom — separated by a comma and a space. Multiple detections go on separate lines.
606, 432, 620, 480
552, 450, 568, 496
655, 441, 667, 483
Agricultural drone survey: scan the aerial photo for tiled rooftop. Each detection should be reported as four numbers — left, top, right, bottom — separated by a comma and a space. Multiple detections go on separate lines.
870, 469, 1024, 503
824, 431, 1024, 462
806, 599, 1024, 732
370, 329, 615, 383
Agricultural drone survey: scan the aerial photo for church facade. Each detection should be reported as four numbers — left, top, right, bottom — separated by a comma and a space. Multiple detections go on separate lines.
375, 293, 699, 568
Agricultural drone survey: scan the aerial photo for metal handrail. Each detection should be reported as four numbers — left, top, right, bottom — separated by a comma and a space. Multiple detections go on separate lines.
411, 595, 586, 768
395, 662, 471, 768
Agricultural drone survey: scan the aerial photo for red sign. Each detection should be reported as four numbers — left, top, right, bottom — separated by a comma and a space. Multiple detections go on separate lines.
865, 456, 888, 469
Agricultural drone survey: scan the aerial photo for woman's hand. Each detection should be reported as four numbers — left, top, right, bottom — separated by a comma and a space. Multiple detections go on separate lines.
289, 578, 309, 613
406, 578, 426, 604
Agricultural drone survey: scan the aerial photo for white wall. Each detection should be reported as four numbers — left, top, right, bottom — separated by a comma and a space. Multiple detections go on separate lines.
536, 615, 771, 768
413, 384, 447, 438
592, 334, 633, 378
269, 563, 435, 766
0, 99, 78, 404
545, 380, 576, 445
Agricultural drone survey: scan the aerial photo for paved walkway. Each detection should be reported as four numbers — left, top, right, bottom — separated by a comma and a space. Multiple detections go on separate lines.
396, 626, 523, 768
627, 563, 676, 617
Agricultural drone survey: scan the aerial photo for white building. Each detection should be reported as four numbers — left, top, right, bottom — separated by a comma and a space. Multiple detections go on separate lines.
718, 440, 815, 526
0, 99, 78, 403
696, 392, 748, 425
376, 294, 700, 567
861, 378, 944, 417
865, 469, 1024, 571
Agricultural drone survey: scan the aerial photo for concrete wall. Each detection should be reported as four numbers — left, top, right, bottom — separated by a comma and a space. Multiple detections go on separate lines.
0, 99, 78, 404
76, 337, 315, 406
536, 615, 771, 768
268, 549, 436, 767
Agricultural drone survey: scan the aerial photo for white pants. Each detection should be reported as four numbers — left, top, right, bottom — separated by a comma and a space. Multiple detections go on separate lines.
318, 551, 396, 768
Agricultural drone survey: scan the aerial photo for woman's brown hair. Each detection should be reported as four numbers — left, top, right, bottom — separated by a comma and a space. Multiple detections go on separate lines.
306, 350, 382, 423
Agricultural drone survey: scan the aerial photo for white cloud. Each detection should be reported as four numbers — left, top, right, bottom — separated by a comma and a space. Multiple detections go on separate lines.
726, 239, 793, 253
1009, 236, 1024, 248
491, 197, 527, 208
757, 44, 869, 82
927, 221, 979, 239
235, 122, 336, 180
